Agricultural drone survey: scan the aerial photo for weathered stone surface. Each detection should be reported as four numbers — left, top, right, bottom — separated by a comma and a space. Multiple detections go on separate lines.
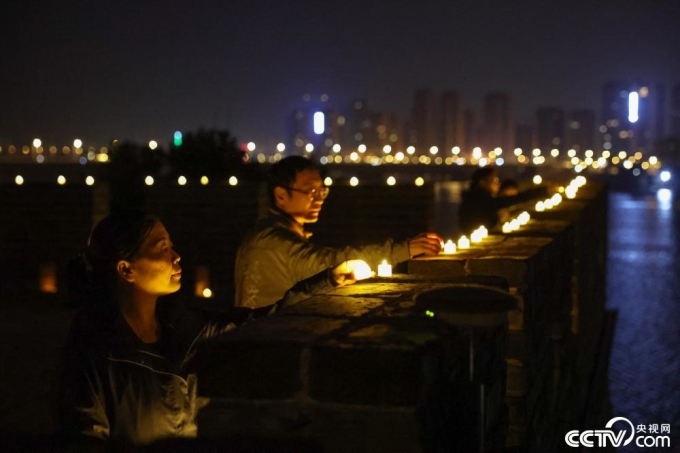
282, 295, 387, 318
194, 316, 348, 399
309, 318, 450, 406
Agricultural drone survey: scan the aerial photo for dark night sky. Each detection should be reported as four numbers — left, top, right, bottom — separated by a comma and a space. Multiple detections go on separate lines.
2, 0, 679, 149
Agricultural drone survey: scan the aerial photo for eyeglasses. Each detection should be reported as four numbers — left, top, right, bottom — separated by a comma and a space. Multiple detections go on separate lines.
285, 186, 330, 200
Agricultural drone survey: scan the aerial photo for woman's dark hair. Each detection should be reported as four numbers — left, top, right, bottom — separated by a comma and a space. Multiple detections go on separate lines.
267, 155, 317, 206
67, 210, 158, 308
469, 167, 496, 189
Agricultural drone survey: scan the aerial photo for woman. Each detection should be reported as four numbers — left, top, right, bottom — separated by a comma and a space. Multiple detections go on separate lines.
58, 210, 359, 448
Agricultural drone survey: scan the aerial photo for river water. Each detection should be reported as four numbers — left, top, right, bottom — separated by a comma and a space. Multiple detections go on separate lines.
607, 190, 680, 451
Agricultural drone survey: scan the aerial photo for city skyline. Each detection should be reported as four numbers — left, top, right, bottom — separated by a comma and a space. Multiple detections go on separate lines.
2, 1, 679, 148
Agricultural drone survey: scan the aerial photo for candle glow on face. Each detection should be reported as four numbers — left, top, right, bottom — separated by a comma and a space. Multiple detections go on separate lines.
377, 260, 392, 277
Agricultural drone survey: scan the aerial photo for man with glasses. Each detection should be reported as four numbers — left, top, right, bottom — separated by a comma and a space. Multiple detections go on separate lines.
235, 156, 442, 308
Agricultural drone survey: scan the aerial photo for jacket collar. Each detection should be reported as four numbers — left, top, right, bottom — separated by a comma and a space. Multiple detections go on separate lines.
267, 207, 313, 239
91, 303, 207, 375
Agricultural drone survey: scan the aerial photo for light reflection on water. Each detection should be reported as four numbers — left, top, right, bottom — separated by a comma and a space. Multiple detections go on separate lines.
607, 191, 680, 451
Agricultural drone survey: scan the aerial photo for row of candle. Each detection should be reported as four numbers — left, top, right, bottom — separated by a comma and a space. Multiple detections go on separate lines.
535, 193, 564, 211
440, 225, 489, 255
502, 211, 531, 233
344, 174, 585, 280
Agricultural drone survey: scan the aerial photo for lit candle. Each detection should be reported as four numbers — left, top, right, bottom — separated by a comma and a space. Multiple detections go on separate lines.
443, 240, 456, 254
458, 235, 470, 249
479, 226, 488, 238
377, 260, 392, 277
518, 211, 530, 225
565, 186, 577, 199
510, 219, 520, 230
350, 260, 373, 280
470, 230, 483, 243
544, 199, 554, 209
502, 222, 512, 233
536, 201, 545, 211
551, 193, 562, 205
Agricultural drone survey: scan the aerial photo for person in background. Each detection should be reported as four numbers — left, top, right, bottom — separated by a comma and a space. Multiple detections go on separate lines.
59, 210, 360, 449
458, 167, 549, 235
235, 156, 443, 309
498, 179, 519, 197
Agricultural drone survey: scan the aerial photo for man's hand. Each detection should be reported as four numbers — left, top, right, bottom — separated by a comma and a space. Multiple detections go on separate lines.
409, 232, 443, 257
331, 260, 374, 287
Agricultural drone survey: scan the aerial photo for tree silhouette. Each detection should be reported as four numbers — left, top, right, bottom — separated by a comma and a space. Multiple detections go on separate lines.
168, 128, 246, 179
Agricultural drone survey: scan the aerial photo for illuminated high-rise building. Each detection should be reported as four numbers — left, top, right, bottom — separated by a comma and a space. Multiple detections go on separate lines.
411, 88, 436, 152
440, 91, 464, 154
567, 109, 596, 154
536, 107, 565, 152
600, 81, 666, 153
483, 92, 514, 153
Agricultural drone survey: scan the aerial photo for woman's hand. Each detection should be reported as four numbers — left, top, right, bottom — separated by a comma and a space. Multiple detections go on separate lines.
409, 232, 443, 257
331, 260, 374, 287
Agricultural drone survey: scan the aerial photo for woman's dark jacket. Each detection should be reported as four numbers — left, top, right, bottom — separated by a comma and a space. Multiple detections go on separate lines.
458, 186, 548, 235
58, 270, 335, 448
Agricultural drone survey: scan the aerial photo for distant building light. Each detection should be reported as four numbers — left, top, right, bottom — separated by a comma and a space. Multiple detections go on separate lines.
57, 175, 66, 185
533, 175, 543, 185
514, 148, 522, 156
200, 176, 209, 185
358, 144, 366, 153
15, 175, 24, 185
550, 149, 559, 157
313, 112, 325, 134
32, 138, 42, 148
628, 92, 639, 123
229, 176, 238, 186
472, 147, 482, 159
276, 143, 285, 152
349, 176, 359, 186
429, 146, 438, 155
173, 131, 183, 146
145, 176, 154, 186
178, 176, 187, 186
324, 177, 333, 186
36, 155, 45, 163
73, 139, 82, 149
386, 176, 396, 186
406, 146, 416, 155
332, 144, 341, 153
305, 143, 314, 153
415, 177, 424, 186
660, 170, 671, 182
246, 142, 256, 151
452, 146, 460, 155
496, 158, 504, 166
639, 86, 649, 98
383, 145, 392, 154
148, 140, 158, 150
79, 157, 88, 165
85, 176, 95, 186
